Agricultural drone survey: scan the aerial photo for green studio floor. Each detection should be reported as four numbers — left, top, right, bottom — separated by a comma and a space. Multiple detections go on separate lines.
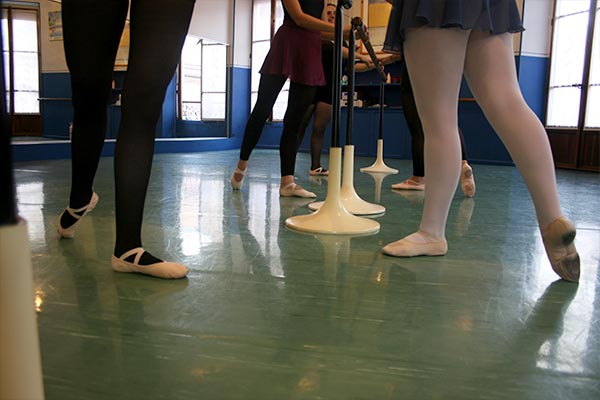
14, 149, 600, 400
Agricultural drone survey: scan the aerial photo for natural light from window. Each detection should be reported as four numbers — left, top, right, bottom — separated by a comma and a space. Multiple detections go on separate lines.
2, 8, 39, 114
251, 0, 289, 121
180, 35, 227, 121
547, 1, 598, 128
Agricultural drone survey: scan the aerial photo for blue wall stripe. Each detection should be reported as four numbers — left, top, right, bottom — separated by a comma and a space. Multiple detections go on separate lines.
21, 58, 547, 166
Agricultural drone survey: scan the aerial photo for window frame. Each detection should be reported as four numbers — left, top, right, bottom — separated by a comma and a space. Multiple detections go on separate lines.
2, 4, 41, 116
251, 0, 288, 122
177, 35, 228, 122
545, 0, 599, 170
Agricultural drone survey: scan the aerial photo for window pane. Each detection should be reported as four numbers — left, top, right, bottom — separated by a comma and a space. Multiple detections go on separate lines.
549, 12, 589, 87
13, 51, 39, 91
202, 93, 225, 119
585, 86, 599, 128
2, 12, 8, 51
251, 91, 258, 112
181, 36, 201, 103
202, 44, 226, 92
14, 91, 38, 113
274, 1, 284, 30
182, 102, 201, 121
11, 10, 38, 52
555, 0, 591, 17
252, 0, 271, 41
272, 88, 289, 121
251, 41, 270, 92
3, 50, 10, 91
585, 8, 599, 128
547, 87, 581, 127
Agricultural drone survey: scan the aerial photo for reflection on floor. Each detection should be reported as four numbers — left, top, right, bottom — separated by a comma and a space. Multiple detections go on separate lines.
14, 149, 600, 400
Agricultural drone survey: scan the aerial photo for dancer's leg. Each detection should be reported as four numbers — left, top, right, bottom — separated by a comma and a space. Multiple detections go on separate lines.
238, 74, 287, 162
463, 31, 561, 226
233, 74, 287, 183
297, 103, 316, 149
280, 81, 317, 197
310, 102, 332, 170
113, 0, 195, 263
59, 0, 128, 231
463, 31, 578, 281
458, 128, 475, 197
404, 27, 469, 237
400, 61, 425, 178
458, 128, 468, 161
383, 27, 470, 256
393, 61, 425, 190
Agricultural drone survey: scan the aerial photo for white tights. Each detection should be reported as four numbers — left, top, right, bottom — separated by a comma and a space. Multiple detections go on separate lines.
403, 27, 562, 238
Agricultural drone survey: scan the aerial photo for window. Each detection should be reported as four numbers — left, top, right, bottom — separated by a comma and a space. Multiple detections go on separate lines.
179, 35, 227, 121
547, 0, 599, 129
251, 0, 288, 121
2, 6, 40, 114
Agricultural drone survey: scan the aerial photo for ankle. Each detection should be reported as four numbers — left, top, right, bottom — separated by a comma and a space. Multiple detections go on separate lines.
280, 175, 294, 188
114, 247, 163, 266
416, 229, 445, 242
237, 160, 248, 171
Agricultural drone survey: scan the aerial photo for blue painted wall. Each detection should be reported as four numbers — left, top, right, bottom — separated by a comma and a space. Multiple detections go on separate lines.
19, 56, 549, 166
15, 66, 252, 162
517, 55, 549, 121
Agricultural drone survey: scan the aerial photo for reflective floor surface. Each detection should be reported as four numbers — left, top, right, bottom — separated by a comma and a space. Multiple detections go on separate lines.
14, 150, 600, 399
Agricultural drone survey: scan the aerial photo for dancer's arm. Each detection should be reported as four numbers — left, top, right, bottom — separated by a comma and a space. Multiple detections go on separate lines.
283, 0, 351, 38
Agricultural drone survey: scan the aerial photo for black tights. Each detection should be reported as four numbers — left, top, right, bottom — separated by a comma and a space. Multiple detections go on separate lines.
298, 102, 331, 170
62, 0, 194, 257
400, 62, 468, 177
240, 74, 316, 177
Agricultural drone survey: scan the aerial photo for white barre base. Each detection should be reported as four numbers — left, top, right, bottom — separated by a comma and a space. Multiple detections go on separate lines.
360, 139, 398, 174
0, 221, 45, 400
285, 147, 380, 235
308, 145, 384, 216
363, 170, 394, 204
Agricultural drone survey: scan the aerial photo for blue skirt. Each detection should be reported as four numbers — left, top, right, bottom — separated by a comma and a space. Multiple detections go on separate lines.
383, 0, 524, 54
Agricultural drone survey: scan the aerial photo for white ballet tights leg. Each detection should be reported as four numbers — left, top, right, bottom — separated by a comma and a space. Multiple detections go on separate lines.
403, 27, 471, 239
463, 31, 562, 226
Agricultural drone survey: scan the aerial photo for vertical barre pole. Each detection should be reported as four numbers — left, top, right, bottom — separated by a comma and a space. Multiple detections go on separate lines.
330, 1, 345, 149
346, 29, 355, 145
378, 82, 384, 140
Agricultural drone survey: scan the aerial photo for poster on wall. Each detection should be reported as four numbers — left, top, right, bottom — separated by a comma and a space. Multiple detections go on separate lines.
114, 20, 130, 69
48, 11, 62, 41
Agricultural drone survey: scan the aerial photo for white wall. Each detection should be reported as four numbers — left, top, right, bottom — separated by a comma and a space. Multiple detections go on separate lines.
39, 0, 67, 72
521, 0, 554, 57
232, 0, 251, 68
188, 0, 232, 44
39, 0, 241, 72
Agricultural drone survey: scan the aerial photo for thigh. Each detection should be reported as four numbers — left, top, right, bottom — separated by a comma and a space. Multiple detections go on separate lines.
403, 27, 470, 131
463, 31, 523, 110
124, 0, 195, 98
62, 0, 128, 85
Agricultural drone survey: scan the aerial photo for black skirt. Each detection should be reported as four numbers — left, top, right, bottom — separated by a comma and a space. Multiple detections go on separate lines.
383, 0, 524, 53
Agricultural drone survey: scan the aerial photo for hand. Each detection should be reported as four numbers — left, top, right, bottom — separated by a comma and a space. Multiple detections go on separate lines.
358, 53, 371, 63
